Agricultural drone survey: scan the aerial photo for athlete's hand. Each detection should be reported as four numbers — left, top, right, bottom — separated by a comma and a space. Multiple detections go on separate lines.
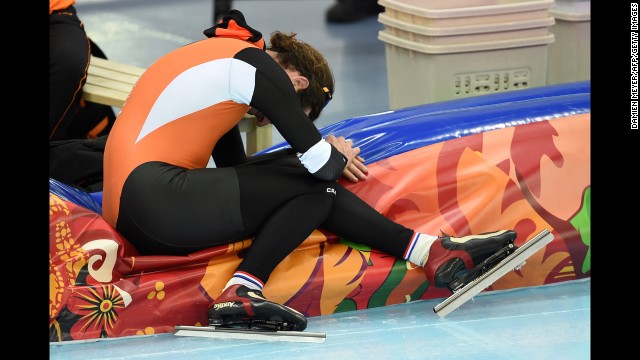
343, 155, 368, 182
325, 135, 368, 182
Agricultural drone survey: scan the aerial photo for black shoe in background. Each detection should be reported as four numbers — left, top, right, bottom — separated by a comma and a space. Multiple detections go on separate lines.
213, 0, 232, 24
326, 0, 384, 23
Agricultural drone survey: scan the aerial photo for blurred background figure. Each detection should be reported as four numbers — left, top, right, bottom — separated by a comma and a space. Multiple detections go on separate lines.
49, 0, 115, 141
50, 0, 117, 194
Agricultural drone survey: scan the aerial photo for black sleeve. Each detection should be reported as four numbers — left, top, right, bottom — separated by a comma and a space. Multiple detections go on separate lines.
233, 47, 346, 181
245, 148, 296, 163
234, 47, 319, 151
211, 125, 248, 167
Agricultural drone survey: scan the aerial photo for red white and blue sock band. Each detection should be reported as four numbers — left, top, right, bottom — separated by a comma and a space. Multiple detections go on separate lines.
403, 232, 438, 267
227, 271, 265, 291
403, 232, 421, 259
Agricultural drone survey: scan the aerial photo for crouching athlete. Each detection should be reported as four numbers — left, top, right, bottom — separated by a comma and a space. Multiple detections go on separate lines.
101, 10, 517, 331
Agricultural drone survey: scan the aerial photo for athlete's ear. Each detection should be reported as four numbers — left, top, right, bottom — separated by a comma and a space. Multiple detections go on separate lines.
291, 76, 309, 91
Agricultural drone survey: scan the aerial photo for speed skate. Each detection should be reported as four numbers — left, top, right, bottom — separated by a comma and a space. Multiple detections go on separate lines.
174, 325, 326, 343
433, 228, 554, 317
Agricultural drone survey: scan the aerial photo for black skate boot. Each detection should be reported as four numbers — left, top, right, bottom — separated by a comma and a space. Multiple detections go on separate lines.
208, 284, 307, 331
423, 230, 518, 292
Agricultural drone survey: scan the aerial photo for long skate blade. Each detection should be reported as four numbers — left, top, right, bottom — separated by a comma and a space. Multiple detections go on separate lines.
433, 229, 554, 318
173, 325, 326, 343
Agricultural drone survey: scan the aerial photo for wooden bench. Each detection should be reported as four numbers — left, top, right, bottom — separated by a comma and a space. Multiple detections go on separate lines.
83, 56, 272, 154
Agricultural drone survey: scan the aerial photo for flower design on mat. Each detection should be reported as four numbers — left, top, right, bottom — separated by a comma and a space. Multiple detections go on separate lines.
71, 285, 125, 335
147, 282, 166, 300
50, 193, 89, 321
136, 327, 156, 336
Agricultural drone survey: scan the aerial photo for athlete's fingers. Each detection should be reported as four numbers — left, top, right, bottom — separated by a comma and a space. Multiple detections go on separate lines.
342, 157, 367, 182
342, 168, 358, 182
352, 156, 368, 175
342, 166, 361, 182
325, 135, 359, 164
351, 158, 367, 180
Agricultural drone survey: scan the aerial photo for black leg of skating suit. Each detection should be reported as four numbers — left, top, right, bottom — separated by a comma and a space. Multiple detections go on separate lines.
236, 191, 335, 284
319, 181, 414, 258
234, 155, 414, 284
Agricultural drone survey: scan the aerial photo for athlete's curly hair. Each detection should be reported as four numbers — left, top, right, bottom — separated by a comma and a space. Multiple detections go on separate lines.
267, 31, 334, 121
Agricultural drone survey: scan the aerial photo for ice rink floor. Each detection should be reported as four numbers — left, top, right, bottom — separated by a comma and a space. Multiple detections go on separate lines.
50, 278, 590, 360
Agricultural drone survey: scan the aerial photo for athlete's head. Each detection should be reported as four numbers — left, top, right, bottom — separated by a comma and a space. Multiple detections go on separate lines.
266, 31, 334, 121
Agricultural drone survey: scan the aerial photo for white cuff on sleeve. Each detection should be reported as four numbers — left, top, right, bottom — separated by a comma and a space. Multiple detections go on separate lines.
297, 139, 331, 174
